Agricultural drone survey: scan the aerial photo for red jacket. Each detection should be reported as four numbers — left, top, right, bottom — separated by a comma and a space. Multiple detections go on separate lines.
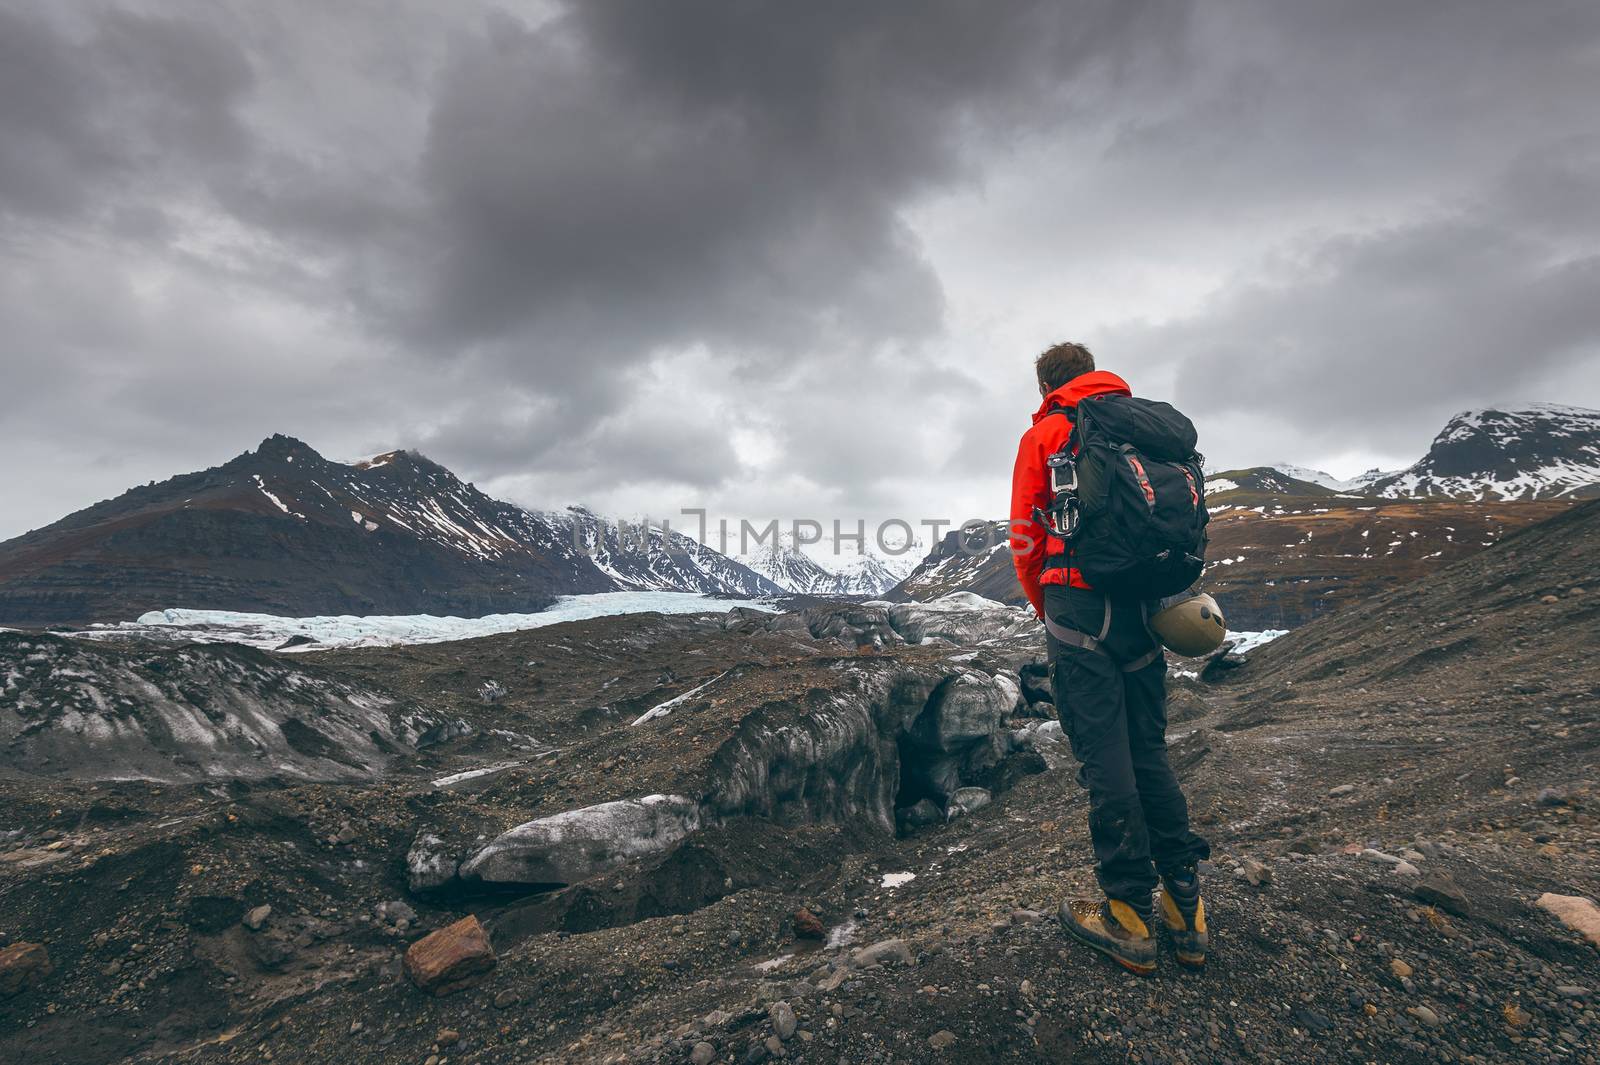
1009, 370, 1133, 615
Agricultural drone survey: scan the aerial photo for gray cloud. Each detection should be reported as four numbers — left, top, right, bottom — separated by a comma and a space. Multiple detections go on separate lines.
2, 0, 1599, 540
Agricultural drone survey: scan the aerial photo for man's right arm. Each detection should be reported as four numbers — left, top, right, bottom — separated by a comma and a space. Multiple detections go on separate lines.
1009, 430, 1048, 617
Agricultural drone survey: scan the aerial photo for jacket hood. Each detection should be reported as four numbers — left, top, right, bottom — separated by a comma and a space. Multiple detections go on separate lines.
1031, 370, 1131, 424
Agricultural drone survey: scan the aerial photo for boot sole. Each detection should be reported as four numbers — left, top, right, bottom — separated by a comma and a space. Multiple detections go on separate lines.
1061, 915, 1157, 975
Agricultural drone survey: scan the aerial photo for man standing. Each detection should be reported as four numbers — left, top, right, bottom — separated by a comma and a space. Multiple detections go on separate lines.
1009, 342, 1211, 975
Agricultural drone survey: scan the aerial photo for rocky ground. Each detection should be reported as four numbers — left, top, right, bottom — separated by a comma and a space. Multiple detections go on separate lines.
2, 506, 1598, 1064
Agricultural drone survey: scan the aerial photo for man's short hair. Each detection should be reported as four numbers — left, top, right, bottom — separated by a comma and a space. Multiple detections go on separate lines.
1035, 342, 1095, 393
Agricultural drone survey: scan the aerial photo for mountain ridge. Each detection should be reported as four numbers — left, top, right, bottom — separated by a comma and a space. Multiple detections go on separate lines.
0, 435, 775, 626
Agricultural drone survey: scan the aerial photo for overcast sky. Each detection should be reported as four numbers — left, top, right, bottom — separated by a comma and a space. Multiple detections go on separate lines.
3, 1, 1598, 545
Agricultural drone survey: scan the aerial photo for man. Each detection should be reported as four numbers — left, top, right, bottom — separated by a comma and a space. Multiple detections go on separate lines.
1009, 341, 1211, 975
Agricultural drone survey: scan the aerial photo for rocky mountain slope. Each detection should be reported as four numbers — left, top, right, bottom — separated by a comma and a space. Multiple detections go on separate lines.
544, 508, 781, 598
0, 437, 774, 626
733, 534, 914, 597
1367, 404, 1600, 501
0, 504, 1596, 1064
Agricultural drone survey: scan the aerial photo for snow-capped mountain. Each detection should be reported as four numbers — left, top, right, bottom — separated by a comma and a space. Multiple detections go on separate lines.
1366, 404, 1600, 501
889, 521, 1015, 603
0, 436, 774, 625
1265, 463, 1400, 494
734, 532, 917, 596
542, 507, 782, 597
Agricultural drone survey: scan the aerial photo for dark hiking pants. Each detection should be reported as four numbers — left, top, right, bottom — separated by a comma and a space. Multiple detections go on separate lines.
1045, 585, 1210, 909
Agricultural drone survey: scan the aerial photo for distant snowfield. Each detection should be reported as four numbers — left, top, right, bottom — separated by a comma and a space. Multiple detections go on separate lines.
78, 591, 776, 650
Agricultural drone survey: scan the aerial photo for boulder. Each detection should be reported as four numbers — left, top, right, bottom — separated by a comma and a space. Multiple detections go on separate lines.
851, 938, 913, 967
802, 603, 903, 648
404, 915, 496, 996
0, 941, 51, 997
886, 593, 1034, 646
460, 794, 702, 886
947, 787, 992, 817
792, 908, 825, 940
1536, 893, 1600, 949
406, 832, 460, 893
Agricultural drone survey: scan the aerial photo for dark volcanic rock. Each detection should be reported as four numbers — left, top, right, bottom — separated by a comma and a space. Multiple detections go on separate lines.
0, 631, 440, 782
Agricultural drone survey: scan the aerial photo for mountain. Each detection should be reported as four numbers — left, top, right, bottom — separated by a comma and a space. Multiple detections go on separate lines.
734, 532, 915, 596
542, 506, 782, 598
1365, 403, 1600, 501
887, 521, 1014, 604
1203, 467, 1343, 505
1263, 463, 1399, 493
0, 436, 773, 626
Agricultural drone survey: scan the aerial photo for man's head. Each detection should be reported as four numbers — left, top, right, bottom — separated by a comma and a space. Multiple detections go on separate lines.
1035, 341, 1095, 396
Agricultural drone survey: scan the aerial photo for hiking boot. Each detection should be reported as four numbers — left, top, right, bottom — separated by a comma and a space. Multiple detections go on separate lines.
1059, 897, 1157, 975
1159, 867, 1208, 969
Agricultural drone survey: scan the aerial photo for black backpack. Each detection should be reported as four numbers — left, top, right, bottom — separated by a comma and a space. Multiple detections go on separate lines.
1052, 394, 1209, 598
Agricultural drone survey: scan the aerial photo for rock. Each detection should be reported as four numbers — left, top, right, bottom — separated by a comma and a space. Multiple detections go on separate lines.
1393, 861, 1421, 877
1390, 958, 1414, 979
493, 989, 521, 1009
1536, 893, 1600, 948
1328, 784, 1357, 797
896, 799, 943, 832
403, 915, 497, 996
436, 1029, 460, 1046
375, 899, 418, 927
246, 929, 297, 970
1538, 843, 1564, 858
1555, 985, 1588, 998
1538, 787, 1569, 807
1240, 858, 1272, 886
947, 787, 992, 817
928, 1030, 958, 1050
243, 904, 272, 931
1412, 875, 1471, 917
459, 794, 702, 886
1406, 1005, 1441, 1027
0, 941, 51, 997
770, 1000, 797, 1040
690, 1043, 717, 1065
851, 938, 913, 967
1504, 1005, 1532, 1027
886, 594, 1033, 646
1360, 848, 1403, 865
1540, 594, 1560, 604
792, 908, 824, 940
1291, 1007, 1332, 1033
407, 832, 460, 893
763, 1034, 784, 1056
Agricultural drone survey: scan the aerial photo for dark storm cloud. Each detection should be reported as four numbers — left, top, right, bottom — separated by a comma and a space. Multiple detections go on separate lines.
2, 0, 1599, 541
407, 1, 1186, 372
0, 6, 251, 221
